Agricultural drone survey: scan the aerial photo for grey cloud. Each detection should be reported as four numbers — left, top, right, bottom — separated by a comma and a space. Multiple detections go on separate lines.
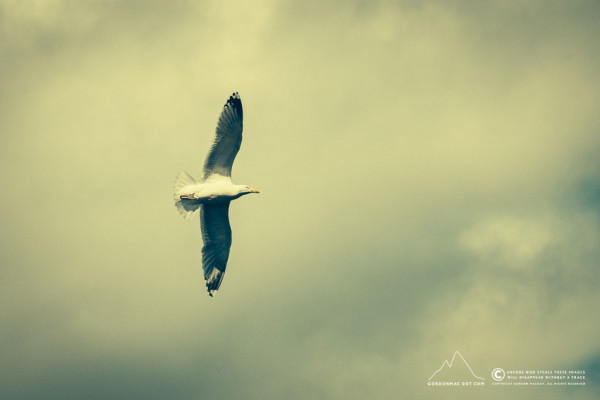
1, 1, 600, 399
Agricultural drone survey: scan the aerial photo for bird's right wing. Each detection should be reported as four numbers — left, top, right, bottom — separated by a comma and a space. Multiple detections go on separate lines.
203, 93, 243, 180
200, 202, 232, 296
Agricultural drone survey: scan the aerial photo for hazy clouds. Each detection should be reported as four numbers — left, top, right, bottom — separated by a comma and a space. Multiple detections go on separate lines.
1, 1, 599, 399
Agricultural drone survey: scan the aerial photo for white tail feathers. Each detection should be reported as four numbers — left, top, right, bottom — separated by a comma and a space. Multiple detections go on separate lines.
174, 172, 201, 219
174, 171, 198, 192
175, 198, 201, 220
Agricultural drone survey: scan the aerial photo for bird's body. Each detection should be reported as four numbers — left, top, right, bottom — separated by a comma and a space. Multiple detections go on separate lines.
177, 179, 254, 204
174, 92, 258, 297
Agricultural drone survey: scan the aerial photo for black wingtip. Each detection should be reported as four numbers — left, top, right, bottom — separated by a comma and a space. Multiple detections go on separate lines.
206, 272, 223, 298
205, 264, 225, 298
206, 281, 215, 297
206, 282, 215, 297
224, 92, 243, 120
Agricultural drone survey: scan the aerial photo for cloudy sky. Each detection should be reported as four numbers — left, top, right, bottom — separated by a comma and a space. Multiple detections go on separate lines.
1, 1, 599, 399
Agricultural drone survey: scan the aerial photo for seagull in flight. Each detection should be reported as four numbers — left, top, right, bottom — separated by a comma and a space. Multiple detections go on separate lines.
174, 92, 259, 297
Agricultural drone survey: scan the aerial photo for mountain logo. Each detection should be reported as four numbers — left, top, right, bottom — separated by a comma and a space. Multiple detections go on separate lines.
428, 350, 485, 382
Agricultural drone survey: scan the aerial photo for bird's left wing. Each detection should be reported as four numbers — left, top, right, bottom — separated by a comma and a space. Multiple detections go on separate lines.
200, 202, 232, 296
203, 93, 243, 180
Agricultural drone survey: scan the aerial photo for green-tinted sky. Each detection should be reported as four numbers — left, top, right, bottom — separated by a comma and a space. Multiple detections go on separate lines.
1, 1, 599, 399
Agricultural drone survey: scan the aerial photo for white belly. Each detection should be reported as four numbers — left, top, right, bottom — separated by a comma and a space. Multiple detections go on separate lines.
177, 181, 239, 203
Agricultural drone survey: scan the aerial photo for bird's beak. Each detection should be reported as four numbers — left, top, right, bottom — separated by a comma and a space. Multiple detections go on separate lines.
251, 189, 260, 193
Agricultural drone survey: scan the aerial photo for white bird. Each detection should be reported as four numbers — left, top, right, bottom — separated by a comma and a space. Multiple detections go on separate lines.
174, 92, 259, 297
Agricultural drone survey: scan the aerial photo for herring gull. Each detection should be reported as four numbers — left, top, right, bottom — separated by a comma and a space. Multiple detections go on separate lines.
174, 92, 259, 297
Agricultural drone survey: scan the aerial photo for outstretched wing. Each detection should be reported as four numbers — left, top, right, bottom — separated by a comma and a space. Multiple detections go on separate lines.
200, 202, 232, 296
203, 93, 243, 179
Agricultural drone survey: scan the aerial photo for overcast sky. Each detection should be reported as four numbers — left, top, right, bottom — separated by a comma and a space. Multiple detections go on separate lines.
1, 1, 599, 399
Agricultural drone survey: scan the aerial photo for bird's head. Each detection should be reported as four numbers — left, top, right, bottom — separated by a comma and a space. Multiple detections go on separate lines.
238, 185, 260, 196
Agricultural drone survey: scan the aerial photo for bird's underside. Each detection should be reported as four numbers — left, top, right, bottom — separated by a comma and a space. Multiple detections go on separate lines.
174, 92, 258, 297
